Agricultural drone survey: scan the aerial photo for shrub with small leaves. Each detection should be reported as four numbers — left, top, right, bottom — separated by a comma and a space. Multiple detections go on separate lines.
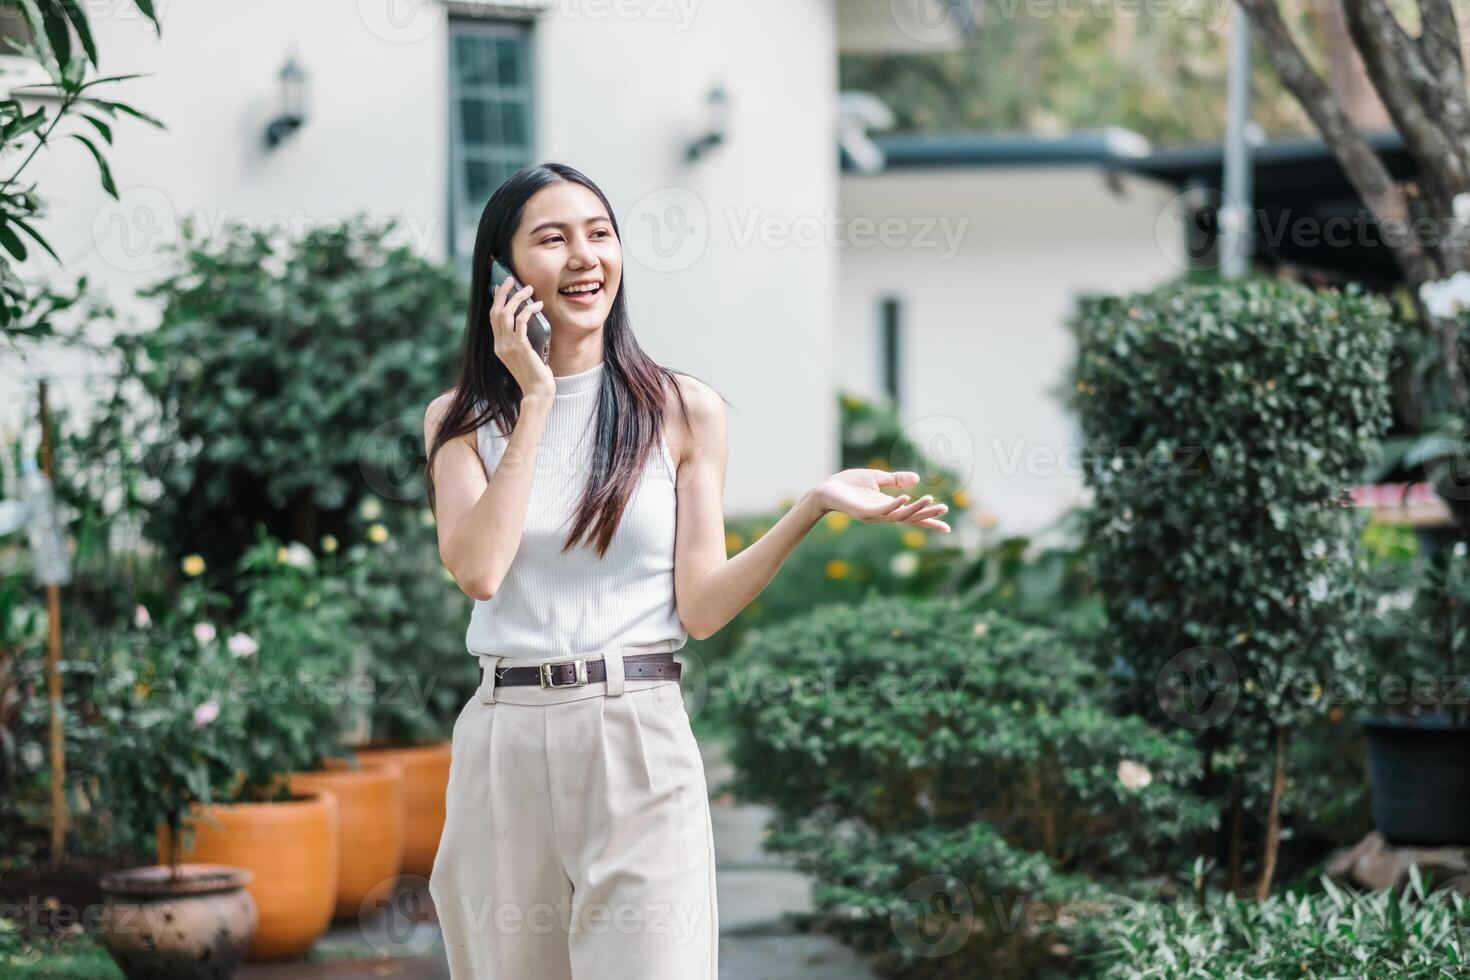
714, 595, 1215, 977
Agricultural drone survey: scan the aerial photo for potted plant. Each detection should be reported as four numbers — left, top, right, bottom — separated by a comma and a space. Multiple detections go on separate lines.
1361, 544, 1470, 845
152, 534, 349, 960
94, 578, 257, 979
330, 502, 463, 878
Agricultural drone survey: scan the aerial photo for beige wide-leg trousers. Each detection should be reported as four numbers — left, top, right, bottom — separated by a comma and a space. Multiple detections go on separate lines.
429, 639, 718, 979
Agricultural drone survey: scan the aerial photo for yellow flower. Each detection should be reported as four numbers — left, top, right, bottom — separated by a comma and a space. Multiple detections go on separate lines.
368, 523, 389, 544
825, 559, 850, 580
133, 681, 152, 699
952, 489, 971, 509
974, 509, 999, 530
725, 531, 744, 552
826, 512, 851, 533
321, 535, 338, 553
276, 546, 290, 564
902, 529, 925, 550
866, 456, 887, 469
841, 394, 865, 410
180, 554, 206, 577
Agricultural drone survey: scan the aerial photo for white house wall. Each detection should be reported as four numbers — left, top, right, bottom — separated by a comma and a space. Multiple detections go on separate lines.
10, 0, 839, 519
838, 165, 1186, 536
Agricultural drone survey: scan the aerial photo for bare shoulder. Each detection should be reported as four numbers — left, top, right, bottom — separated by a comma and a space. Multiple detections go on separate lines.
663, 373, 725, 470
424, 389, 474, 449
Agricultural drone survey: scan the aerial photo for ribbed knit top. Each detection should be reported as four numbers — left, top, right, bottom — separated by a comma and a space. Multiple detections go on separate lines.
463, 360, 688, 661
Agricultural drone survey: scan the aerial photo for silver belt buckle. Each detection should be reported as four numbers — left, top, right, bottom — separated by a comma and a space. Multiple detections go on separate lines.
539, 658, 589, 689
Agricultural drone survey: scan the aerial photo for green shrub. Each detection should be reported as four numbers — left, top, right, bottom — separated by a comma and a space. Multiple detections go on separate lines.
1082, 868, 1470, 979
714, 595, 1215, 977
106, 214, 464, 585
1069, 276, 1395, 891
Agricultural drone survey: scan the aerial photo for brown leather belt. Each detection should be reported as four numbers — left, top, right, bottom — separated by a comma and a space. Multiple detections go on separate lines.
479, 652, 682, 690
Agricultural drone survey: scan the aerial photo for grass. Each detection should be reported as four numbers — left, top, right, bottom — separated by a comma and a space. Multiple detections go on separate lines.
2, 943, 123, 979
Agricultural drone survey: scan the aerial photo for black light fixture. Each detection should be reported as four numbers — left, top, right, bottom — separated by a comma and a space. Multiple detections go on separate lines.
685, 85, 728, 163
265, 52, 309, 149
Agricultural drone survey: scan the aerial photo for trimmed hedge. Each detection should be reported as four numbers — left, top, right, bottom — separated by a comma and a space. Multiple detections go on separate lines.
714, 595, 1214, 977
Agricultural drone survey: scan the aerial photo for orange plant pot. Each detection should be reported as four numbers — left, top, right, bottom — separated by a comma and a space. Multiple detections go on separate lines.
157, 790, 339, 961
289, 762, 406, 919
339, 742, 451, 878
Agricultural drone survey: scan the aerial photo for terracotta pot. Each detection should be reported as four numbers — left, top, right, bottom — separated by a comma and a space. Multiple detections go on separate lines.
97, 864, 256, 980
157, 791, 339, 961
337, 741, 450, 877
289, 762, 406, 918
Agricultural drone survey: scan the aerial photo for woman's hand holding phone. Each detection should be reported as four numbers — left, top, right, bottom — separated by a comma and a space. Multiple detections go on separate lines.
490, 278, 556, 400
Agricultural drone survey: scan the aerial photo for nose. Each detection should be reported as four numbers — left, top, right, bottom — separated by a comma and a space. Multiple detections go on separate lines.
567, 233, 597, 270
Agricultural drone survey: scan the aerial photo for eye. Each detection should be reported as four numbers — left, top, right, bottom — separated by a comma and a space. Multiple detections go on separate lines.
592, 228, 611, 239
543, 235, 564, 245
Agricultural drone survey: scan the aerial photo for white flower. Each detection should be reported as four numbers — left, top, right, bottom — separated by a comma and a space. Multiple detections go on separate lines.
972, 619, 990, 638
1306, 576, 1330, 603
358, 497, 383, 521
1457, 541, 1468, 558
192, 701, 220, 728
284, 541, 314, 568
889, 552, 920, 578
1419, 270, 1470, 319
193, 622, 216, 644
19, 742, 42, 768
1117, 759, 1153, 790
227, 632, 258, 659
133, 605, 151, 629
1376, 590, 1415, 615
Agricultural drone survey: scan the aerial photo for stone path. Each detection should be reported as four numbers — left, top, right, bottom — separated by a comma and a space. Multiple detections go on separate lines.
238, 735, 876, 979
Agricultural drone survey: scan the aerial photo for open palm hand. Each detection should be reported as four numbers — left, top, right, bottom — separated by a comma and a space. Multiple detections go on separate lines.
813, 469, 951, 533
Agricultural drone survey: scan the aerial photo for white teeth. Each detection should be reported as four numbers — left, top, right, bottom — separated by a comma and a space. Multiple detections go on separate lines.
560, 283, 600, 295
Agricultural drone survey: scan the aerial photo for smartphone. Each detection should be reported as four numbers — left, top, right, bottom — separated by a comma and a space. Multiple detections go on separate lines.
489, 257, 552, 360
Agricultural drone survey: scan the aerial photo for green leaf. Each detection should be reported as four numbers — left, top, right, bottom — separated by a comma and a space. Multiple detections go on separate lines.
38, 0, 71, 68
55, 0, 97, 67
81, 97, 164, 130
0, 221, 27, 261
11, 215, 58, 261
80, 113, 111, 144
67, 132, 116, 197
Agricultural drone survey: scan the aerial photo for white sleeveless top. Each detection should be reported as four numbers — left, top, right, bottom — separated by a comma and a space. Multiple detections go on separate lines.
463, 360, 688, 661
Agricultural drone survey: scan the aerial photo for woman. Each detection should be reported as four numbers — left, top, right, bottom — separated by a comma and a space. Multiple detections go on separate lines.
422, 162, 950, 979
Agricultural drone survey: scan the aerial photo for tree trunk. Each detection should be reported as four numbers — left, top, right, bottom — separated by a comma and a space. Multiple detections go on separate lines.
1254, 726, 1288, 900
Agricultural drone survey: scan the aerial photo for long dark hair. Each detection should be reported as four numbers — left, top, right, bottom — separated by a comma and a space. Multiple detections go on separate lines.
426, 162, 712, 559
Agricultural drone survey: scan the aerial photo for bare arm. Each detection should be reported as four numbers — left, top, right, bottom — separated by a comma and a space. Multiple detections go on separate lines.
425, 391, 554, 601
672, 379, 950, 641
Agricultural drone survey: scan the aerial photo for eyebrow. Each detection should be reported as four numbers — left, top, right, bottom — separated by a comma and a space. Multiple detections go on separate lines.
528, 215, 612, 235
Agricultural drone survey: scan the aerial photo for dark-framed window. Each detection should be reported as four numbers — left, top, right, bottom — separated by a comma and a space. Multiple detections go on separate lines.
447, 17, 534, 268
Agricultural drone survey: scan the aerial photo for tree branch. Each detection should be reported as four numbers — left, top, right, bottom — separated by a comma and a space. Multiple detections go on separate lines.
1235, 0, 1438, 283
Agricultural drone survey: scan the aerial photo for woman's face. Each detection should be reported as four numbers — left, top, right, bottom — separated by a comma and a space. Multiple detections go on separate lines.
506, 181, 621, 337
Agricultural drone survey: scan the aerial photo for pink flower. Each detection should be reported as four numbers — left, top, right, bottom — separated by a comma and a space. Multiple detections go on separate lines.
1117, 760, 1153, 790
133, 605, 151, 629
193, 622, 216, 644
227, 633, 258, 659
192, 701, 220, 728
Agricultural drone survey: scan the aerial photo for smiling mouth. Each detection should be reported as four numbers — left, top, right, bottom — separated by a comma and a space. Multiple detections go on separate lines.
558, 283, 603, 304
